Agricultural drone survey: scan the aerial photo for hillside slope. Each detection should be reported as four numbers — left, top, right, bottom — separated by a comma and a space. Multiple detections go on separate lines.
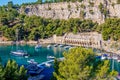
20, 0, 120, 24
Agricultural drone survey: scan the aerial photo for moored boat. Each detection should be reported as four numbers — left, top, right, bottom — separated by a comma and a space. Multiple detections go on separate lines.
112, 55, 118, 60
101, 55, 106, 60
11, 50, 28, 56
47, 55, 55, 59
101, 54, 107, 60
53, 44, 58, 47
27, 59, 38, 64
35, 44, 42, 49
64, 46, 71, 49
10, 29, 28, 57
117, 56, 120, 62
45, 62, 51, 67
47, 45, 52, 48
59, 44, 63, 47
107, 55, 112, 59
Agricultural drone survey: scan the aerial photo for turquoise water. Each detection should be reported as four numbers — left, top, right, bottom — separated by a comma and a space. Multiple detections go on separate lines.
0, 44, 120, 73
110, 59, 120, 72
0, 44, 65, 65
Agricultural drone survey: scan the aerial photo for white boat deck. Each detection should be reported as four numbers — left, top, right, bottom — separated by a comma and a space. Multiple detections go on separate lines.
37, 57, 65, 67
37, 60, 54, 67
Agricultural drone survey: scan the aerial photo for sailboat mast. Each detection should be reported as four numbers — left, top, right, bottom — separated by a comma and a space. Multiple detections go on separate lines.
16, 29, 18, 50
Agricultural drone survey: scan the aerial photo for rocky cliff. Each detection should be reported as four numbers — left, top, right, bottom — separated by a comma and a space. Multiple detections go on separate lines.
19, 0, 120, 24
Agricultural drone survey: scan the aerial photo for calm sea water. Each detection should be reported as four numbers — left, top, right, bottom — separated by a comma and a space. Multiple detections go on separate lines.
0, 44, 65, 65
0, 44, 120, 73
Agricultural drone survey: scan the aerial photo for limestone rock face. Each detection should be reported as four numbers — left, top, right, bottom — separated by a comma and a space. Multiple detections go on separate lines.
19, 0, 120, 24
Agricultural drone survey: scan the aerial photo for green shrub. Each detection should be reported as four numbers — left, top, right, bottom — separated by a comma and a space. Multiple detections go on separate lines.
80, 4, 85, 9
89, 2, 94, 7
89, 10, 94, 14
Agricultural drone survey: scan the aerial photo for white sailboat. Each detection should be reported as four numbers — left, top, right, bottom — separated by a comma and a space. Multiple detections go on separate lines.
11, 29, 28, 56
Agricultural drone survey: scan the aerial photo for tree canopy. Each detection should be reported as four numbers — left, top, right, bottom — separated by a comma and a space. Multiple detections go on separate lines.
96, 18, 120, 41
52, 47, 118, 80
0, 4, 97, 41
0, 59, 27, 80
0, 1, 120, 41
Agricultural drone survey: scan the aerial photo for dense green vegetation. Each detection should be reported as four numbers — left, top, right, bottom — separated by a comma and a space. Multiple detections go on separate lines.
0, 1, 120, 41
96, 18, 120, 41
52, 47, 118, 80
0, 2, 97, 41
0, 59, 27, 80
0, 1, 120, 80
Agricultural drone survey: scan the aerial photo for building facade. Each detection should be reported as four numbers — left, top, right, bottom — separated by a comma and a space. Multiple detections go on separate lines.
53, 32, 103, 49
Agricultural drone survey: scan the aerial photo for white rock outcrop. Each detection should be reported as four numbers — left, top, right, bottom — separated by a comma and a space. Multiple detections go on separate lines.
19, 0, 120, 24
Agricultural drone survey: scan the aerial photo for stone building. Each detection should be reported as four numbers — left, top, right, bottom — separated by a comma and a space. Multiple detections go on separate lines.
53, 32, 103, 49
53, 35, 65, 44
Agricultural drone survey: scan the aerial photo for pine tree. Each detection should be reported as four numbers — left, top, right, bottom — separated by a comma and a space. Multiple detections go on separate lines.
0, 60, 28, 80
53, 47, 118, 80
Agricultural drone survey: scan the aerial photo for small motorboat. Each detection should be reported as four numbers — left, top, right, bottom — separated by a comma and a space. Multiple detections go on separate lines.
53, 44, 58, 47
47, 45, 51, 48
117, 56, 120, 62
64, 46, 71, 49
101, 54, 107, 60
25, 56, 29, 58
27, 59, 38, 64
112, 55, 118, 60
69, 46, 75, 50
107, 56, 112, 60
45, 62, 51, 67
59, 44, 63, 47
35, 44, 42, 49
47, 55, 55, 59
117, 59, 120, 63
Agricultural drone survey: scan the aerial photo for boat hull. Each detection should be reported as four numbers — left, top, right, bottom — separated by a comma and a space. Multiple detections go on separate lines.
35, 45, 42, 49
11, 51, 28, 56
